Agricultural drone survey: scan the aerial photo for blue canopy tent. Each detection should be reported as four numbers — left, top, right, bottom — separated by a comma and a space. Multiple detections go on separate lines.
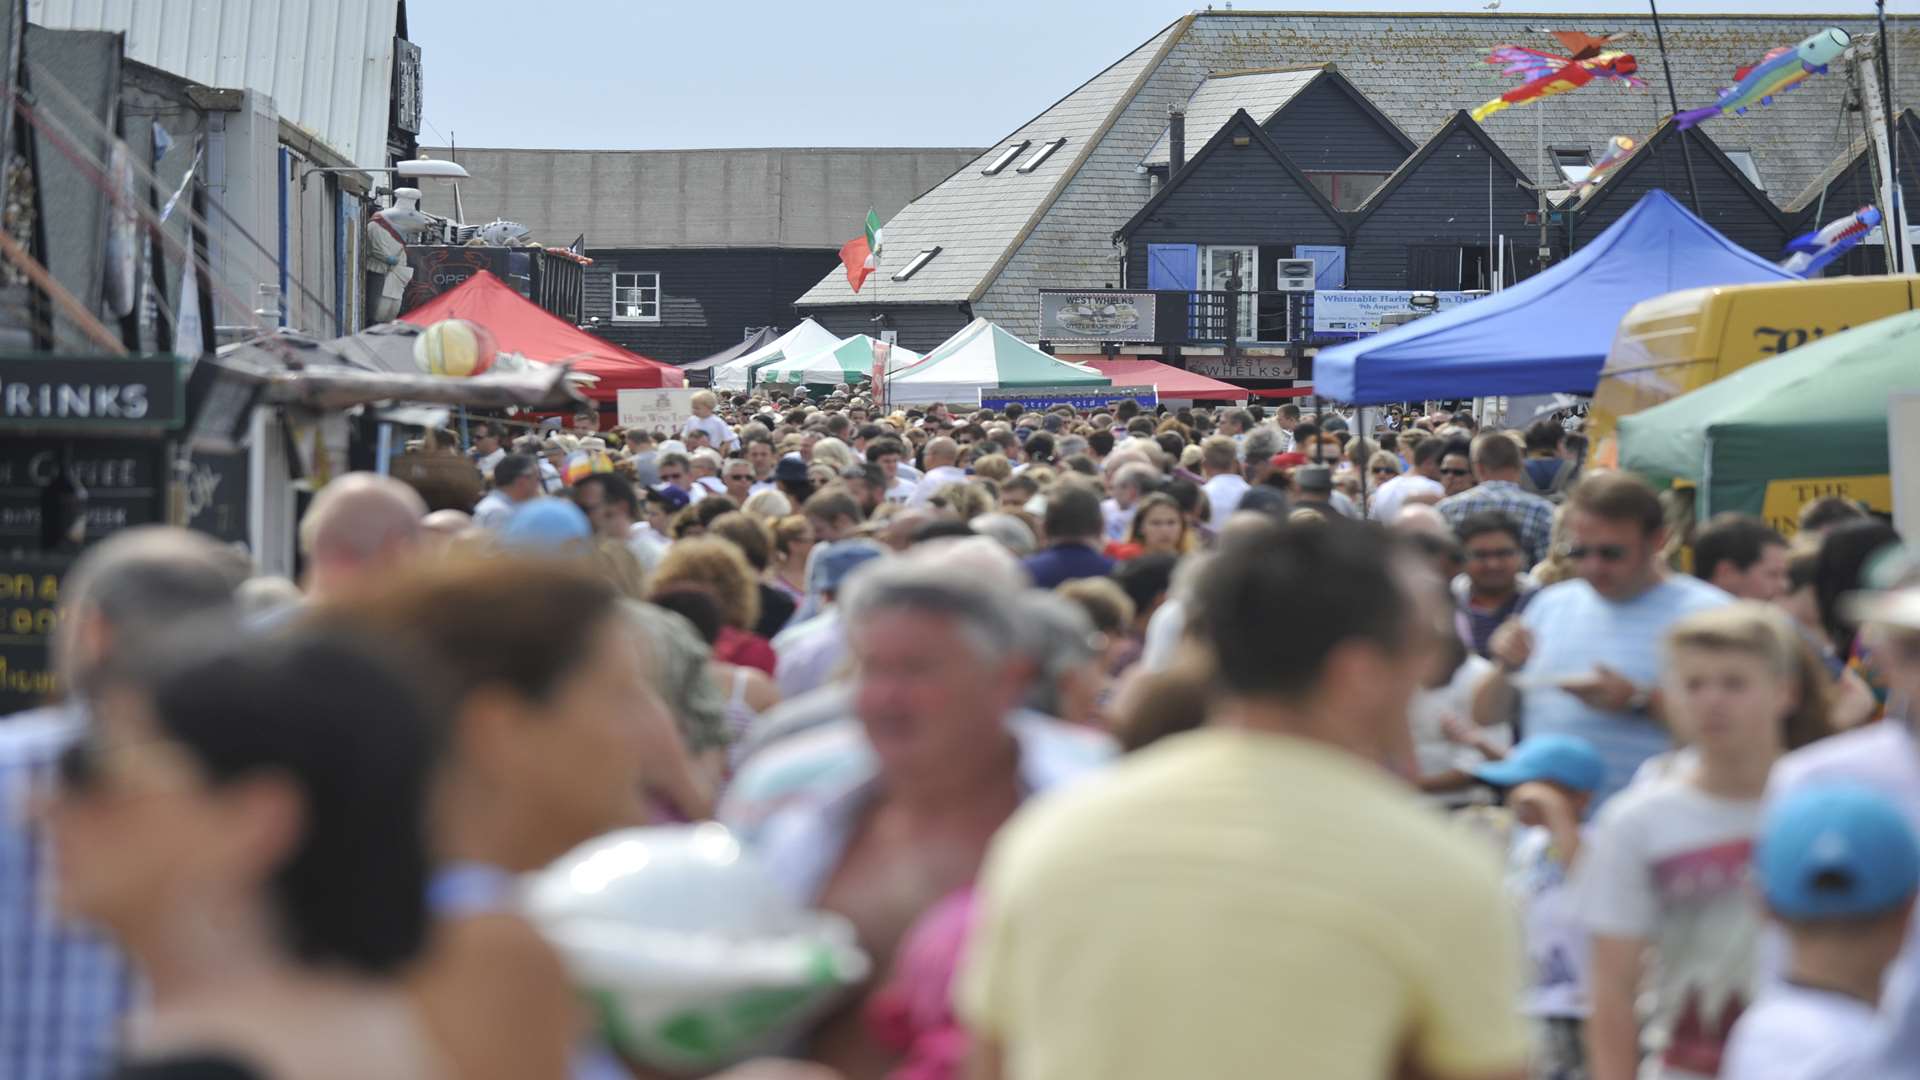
1313, 190, 1798, 404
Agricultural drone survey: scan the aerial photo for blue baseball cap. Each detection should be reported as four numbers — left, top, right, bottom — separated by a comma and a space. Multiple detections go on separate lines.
497, 498, 592, 550
1758, 784, 1920, 921
1469, 734, 1604, 793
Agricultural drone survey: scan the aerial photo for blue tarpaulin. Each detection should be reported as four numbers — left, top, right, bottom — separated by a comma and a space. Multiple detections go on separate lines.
1313, 190, 1799, 404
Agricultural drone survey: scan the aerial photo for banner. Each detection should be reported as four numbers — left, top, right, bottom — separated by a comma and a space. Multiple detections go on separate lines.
1312, 291, 1476, 335
617, 388, 697, 434
979, 384, 1157, 411
1039, 290, 1159, 342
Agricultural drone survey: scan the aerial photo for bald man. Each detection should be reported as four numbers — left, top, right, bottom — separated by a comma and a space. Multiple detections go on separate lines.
298, 472, 428, 601
908, 436, 968, 507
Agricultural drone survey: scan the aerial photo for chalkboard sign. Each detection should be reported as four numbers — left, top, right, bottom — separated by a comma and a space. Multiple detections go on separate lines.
0, 553, 69, 712
183, 448, 249, 546
0, 439, 167, 547
0, 354, 185, 430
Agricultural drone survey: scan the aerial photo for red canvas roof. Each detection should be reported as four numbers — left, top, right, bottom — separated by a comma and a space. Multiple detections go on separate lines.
1088, 357, 1247, 399
401, 271, 683, 398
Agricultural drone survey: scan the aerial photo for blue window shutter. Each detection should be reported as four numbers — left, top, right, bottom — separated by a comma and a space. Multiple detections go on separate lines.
1146, 243, 1198, 290
1295, 245, 1346, 290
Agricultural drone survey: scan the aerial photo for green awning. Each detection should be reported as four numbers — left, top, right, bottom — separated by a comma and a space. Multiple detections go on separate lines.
1618, 310, 1920, 516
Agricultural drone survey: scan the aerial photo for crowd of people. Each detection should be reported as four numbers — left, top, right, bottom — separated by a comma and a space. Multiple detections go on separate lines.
5, 382, 1920, 1080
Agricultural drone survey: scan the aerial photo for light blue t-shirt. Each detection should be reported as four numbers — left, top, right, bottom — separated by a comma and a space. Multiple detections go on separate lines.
1519, 575, 1731, 806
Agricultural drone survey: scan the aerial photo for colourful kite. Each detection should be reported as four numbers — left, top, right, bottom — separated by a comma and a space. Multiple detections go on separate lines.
1571, 135, 1638, 196
1472, 31, 1646, 123
1674, 28, 1851, 129
1780, 205, 1881, 277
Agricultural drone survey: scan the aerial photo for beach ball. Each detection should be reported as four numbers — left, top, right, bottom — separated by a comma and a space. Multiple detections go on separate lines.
413, 319, 497, 377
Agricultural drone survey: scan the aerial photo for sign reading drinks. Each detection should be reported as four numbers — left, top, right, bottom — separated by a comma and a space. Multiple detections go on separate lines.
979, 384, 1158, 411
1040, 290, 1159, 342
1311, 291, 1477, 335
0, 355, 184, 428
616, 388, 698, 435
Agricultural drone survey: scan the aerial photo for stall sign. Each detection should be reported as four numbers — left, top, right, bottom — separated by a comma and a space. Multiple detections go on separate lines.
617, 389, 698, 435
0, 355, 184, 429
1311, 291, 1477, 335
979, 385, 1158, 411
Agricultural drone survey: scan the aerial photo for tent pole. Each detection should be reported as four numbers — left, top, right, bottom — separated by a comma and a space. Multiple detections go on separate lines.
1647, 0, 1703, 216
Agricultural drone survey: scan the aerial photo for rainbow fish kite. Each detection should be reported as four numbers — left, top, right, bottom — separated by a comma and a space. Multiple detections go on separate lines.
1472, 31, 1646, 122
1674, 28, 1851, 129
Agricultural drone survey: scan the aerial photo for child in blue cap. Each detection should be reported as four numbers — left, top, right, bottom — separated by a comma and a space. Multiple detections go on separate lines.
1721, 784, 1920, 1080
1471, 733, 1606, 1080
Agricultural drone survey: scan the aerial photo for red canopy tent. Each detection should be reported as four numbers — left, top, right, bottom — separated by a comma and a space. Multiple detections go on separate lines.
401, 271, 683, 398
1087, 357, 1247, 400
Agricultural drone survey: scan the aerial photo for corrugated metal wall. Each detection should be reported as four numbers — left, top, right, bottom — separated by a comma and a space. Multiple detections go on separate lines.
29, 0, 399, 169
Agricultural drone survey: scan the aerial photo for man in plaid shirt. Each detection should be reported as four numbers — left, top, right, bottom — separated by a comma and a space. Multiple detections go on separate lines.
1, 528, 242, 1080
1437, 432, 1558, 569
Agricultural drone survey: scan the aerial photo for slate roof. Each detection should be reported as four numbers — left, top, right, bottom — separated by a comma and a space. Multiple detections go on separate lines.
796, 10, 1920, 337
1139, 66, 1325, 168
415, 147, 980, 250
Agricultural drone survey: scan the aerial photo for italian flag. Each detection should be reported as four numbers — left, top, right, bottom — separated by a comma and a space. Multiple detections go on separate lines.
839, 208, 883, 293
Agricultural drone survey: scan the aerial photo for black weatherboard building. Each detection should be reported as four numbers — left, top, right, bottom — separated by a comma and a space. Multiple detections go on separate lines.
792, 9, 1919, 378
422, 147, 979, 364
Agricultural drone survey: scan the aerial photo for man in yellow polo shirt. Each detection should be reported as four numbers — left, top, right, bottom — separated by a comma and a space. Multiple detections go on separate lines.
960, 519, 1529, 1080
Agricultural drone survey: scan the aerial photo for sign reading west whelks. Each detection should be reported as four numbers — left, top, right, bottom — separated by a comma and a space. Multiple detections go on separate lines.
0, 355, 185, 428
1184, 355, 1300, 382
979, 384, 1159, 411
1040, 290, 1159, 343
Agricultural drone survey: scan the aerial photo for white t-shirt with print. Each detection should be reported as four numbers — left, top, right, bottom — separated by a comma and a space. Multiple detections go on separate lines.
1575, 777, 1765, 1079
1722, 984, 1878, 1080
682, 413, 740, 451
1507, 824, 1590, 1019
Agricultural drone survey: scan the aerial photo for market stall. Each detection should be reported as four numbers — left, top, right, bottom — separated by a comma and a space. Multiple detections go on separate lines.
752, 334, 923, 388
401, 271, 683, 399
1313, 190, 1798, 405
1617, 310, 1920, 530
709, 319, 841, 391
1085, 357, 1246, 400
887, 318, 1110, 406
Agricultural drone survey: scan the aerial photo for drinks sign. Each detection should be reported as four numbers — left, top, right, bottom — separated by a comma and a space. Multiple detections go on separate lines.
0, 355, 185, 429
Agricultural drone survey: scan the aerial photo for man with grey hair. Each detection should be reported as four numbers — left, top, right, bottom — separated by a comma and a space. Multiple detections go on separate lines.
298, 472, 427, 602
1242, 425, 1286, 486
1, 527, 246, 1080
1101, 461, 1162, 544
721, 545, 1114, 1077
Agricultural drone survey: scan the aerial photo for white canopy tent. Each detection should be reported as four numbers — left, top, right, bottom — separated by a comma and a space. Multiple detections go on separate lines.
710, 319, 842, 391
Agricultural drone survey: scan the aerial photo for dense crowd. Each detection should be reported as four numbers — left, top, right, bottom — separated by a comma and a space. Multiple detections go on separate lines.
4, 383, 1919, 1080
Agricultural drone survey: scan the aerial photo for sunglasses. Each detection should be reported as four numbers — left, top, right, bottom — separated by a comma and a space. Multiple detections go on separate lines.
1439, 468, 1472, 477
1370, 467, 1397, 476
1562, 544, 1630, 562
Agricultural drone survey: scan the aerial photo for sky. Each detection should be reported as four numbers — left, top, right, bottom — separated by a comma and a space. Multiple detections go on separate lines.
411, 0, 1908, 150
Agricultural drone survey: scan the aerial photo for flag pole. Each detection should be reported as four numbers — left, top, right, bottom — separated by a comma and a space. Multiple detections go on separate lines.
1647, 0, 1702, 215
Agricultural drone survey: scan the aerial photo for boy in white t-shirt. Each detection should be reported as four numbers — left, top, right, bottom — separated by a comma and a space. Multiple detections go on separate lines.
1472, 734, 1605, 1080
680, 389, 740, 452
1722, 784, 1920, 1080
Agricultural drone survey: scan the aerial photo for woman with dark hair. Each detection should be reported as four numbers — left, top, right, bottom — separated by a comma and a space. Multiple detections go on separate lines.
325, 556, 675, 1080
49, 628, 447, 1080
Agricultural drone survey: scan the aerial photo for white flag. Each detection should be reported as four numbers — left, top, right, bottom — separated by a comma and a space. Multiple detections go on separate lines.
175, 261, 202, 360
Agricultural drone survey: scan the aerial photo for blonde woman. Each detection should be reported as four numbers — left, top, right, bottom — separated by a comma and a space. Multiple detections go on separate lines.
810, 436, 856, 473
741, 489, 794, 520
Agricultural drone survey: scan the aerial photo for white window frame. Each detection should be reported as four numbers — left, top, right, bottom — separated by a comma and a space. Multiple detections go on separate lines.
1723, 149, 1766, 191
611, 271, 660, 323
893, 246, 941, 281
1017, 138, 1066, 173
981, 141, 1029, 176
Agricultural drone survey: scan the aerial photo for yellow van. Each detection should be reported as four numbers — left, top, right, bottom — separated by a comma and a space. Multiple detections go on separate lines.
1589, 275, 1920, 467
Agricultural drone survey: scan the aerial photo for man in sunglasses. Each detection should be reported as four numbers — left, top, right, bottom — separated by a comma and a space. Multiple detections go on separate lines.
1475, 472, 1730, 805
0, 527, 245, 1080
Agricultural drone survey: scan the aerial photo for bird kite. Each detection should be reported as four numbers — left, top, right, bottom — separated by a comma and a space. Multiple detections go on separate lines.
1673, 28, 1851, 129
1471, 31, 1646, 122
1779, 205, 1881, 277
1571, 135, 1638, 196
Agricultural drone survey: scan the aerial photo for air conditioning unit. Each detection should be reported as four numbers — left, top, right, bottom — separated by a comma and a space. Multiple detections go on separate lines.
1274, 258, 1316, 292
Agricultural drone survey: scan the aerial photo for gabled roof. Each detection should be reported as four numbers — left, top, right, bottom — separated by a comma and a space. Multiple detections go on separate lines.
1573, 119, 1791, 232
1117, 109, 1347, 239
793, 17, 1190, 309
1783, 109, 1920, 213
1139, 65, 1325, 168
1354, 111, 1536, 222
796, 10, 1919, 323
